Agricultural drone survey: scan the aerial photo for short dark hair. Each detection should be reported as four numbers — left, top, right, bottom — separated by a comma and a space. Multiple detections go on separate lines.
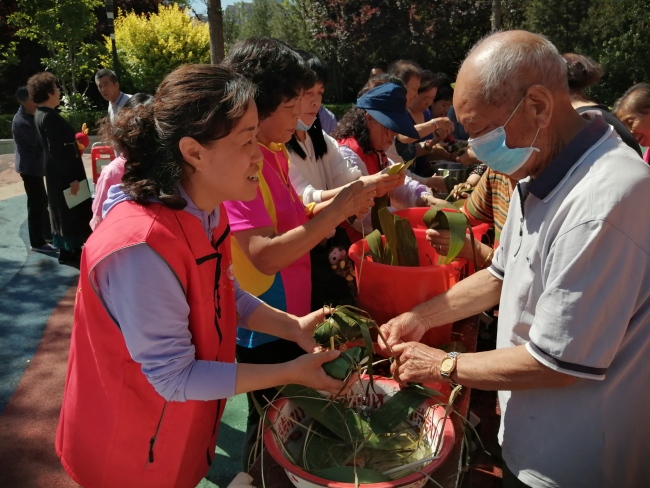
387, 59, 421, 85
105, 64, 256, 209
418, 70, 441, 94
614, 83, 650, 118
223, 37, 316, 120
434, 84, 454, 103
295, 50, 329, 84
95, 68, 119, 83
26, 72, 58, 104
15, 86, 30, 102
562, 53, 604, 92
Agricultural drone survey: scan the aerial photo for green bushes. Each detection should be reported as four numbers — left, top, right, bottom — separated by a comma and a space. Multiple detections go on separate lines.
0, 111, 105, 139
0, 114, 13, 139
61, 111, 106, 135
323, 103, 354, 120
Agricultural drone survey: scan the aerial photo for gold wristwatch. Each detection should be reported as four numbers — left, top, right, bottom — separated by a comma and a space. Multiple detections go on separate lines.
440, 351, 460, 381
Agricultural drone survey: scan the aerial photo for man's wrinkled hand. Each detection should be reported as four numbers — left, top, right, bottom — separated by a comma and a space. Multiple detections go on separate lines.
378, 312, 428, 354
390, 342, 445, 385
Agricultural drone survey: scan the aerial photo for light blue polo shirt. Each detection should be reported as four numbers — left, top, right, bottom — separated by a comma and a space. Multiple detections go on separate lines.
489, 113, 650, 487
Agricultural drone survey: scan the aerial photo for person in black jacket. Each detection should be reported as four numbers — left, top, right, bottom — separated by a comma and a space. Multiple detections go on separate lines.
563, 52, 642, 156
12, 86, 56, 253
27, 72, 92, 266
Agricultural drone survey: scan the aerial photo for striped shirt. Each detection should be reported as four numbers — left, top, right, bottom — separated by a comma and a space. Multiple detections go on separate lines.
462, 167, 512, 246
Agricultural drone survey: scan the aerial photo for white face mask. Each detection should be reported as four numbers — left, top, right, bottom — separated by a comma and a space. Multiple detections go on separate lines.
468, 97, 540, 175
296, 119, 313, 131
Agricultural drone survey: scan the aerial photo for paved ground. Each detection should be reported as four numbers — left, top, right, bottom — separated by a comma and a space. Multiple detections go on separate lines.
0, 151, 246, 488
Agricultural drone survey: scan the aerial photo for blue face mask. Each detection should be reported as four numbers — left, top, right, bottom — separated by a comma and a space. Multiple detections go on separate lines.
468, 97, 540, 175
296, 119, 313, 131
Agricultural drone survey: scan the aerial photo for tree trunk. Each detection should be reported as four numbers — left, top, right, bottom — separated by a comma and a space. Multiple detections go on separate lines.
208, 0, 225, 63
492, 0, 502, 31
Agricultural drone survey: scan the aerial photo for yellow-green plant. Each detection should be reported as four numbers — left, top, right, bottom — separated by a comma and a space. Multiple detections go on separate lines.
104, 4, 210, 93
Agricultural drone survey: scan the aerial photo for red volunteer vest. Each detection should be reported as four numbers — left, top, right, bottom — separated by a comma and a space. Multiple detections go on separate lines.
56, 201, 237, 488
338, 136, 388, 176
337, 137, 390, 242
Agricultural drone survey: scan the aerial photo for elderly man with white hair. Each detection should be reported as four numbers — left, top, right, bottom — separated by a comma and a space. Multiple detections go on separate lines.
379, 30, 650, 488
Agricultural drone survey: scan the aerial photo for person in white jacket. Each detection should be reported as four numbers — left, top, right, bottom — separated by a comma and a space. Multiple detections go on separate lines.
286, 53, 402, 210
285, 51, 404, 309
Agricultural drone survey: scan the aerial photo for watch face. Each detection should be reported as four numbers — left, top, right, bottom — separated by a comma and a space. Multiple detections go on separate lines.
440, 357, 455, 374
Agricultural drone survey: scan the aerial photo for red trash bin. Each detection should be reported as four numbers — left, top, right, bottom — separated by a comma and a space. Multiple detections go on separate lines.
91, 145, 116, 184
348, 229, 465, 347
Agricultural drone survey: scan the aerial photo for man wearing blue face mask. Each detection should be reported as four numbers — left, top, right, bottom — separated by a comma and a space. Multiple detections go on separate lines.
379, 30, 650, 488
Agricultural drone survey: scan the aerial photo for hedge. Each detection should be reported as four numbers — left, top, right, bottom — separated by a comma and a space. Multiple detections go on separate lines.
0, 111, 105, 139
323, 103, 354, 120
0, 114, 12, 139
0, 106, 354, 140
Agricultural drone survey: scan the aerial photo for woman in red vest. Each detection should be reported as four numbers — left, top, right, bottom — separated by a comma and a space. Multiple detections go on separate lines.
56, 64, 345, 488
333, 82, 445, 235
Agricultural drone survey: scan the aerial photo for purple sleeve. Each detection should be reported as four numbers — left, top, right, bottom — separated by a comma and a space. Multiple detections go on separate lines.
93, 244, 238, 402
234, 278, 263, 328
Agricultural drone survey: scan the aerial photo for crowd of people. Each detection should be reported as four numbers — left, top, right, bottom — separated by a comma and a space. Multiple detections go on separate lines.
9, 29, 650, 488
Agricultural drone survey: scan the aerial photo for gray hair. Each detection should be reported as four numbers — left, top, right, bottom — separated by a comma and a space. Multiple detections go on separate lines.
465, 31, 568, 105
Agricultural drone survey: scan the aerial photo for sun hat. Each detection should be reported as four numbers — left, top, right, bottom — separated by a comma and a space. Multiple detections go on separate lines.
356, 83, 419, 139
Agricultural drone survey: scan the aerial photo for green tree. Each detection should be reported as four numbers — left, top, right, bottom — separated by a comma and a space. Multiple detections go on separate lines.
523, 0, 593, 53
7, 0, 104, 96
105, 3, 210, 93
585, 0, 650, 105
310, 0, 491, 101
271, 0, 316, 51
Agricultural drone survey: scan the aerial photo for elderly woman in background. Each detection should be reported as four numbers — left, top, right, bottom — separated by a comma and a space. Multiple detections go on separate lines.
28, 72, 92, 266
614, 82, 650, 163
563, 53, 641, 156
333, 82, 443, 233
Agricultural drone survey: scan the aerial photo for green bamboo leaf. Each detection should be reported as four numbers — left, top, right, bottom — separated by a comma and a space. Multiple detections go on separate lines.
313, 467, 392, 483
383, 158, 415, 175
278, 384, 361, 442
395, 217, 419, 267
371, 195, 390, 233
444, 211, 469, 264
423, 207, 470, 264
368, 384, 443, 434
453, 198, 466, 208
379, 207, 398, 266
322, 346, 368, 380
365, 229, 384, 264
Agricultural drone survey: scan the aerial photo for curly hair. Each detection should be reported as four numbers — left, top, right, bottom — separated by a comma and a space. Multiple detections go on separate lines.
103, 64, 256, 209
332, 107, 373, 154
26, 72, 57, 104
562, 53, 604, 92
222, 37, 315, 120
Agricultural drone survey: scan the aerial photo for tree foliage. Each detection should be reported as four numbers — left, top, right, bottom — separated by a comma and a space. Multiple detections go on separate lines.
223, 0, 315, 52
309, 0, 491, 101
7, 0, 104, 96
105, 3, 210, 93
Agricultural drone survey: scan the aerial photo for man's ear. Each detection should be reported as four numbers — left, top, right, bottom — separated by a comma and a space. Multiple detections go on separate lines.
526, 85, 553, 129
178, 136, 204, 171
